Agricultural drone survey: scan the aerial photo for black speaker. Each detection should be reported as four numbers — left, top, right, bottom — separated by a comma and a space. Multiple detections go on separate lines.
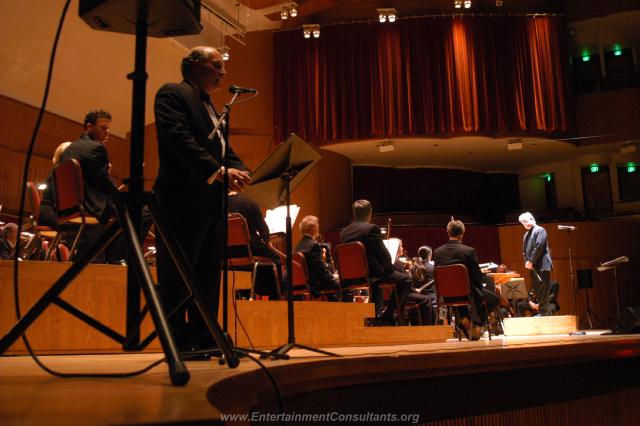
577, 269, 593, 289
612, 307, 640, 334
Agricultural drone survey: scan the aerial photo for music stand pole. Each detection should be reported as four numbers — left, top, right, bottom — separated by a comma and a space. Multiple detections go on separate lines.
269, 168, 337, 358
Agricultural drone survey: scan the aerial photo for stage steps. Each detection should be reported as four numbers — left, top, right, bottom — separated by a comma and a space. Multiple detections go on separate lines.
502, 315, 577, 336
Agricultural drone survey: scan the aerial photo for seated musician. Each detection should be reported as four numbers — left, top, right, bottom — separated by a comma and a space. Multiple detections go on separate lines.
228, 192, 283, 299
403, 244, 436, 325
340, 200, 411, 326
433, 219, 489, 340
294, 215, 340, 300
0, 222, 18, 260
516, 281, 560, 317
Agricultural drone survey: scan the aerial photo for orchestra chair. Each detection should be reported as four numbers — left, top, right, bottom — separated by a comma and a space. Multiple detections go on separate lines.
435, 264, 491, 340
293, 251, 341, 302
49, 158, 101, 260
227, 213, 281, 300
335, 241, 405, 325
25, 181, 63, 261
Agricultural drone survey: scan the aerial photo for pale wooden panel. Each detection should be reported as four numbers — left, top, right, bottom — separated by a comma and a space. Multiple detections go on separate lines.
503, 315, 577, 336
0, 260, 161, 354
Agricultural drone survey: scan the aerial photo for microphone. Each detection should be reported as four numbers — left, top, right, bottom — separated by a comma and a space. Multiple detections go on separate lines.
229, 85, 257, 94
558, 225, 577, 230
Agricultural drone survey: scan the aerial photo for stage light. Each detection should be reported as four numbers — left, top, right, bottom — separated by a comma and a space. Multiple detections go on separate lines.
219, 46, 230, 61
454, 0, 462, 9
303, 24, 320, 39
37, 183, 47, 190
289, 3, 298, 17
377, 8, 397, 23
280, 8, 288, 20
464, 0, 472, 8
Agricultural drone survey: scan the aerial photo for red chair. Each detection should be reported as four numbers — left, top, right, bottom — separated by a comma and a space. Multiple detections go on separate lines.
49, 159, 101, 259
25, 181, 60, 260
292, 251, 341, 301
227, 213, 281, 300
434, 264, 490, 340
335, 241, 404, 325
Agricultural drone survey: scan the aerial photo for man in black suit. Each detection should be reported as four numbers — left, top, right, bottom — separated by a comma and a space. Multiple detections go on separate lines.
519, 212, 554, 316
295, 215, 340, 299
339, 199, 411, 325
0, 223, 18, 260
58, 110, 125, 263
433, 220, 486, 340
228, 192, 283, 298
154, 46, 251, 352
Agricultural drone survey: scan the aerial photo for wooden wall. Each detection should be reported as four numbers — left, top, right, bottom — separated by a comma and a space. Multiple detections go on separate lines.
499, 221, 640, 327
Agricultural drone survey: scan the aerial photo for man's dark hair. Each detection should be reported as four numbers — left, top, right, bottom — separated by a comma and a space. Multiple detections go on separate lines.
418, 245, 432, 260
84, 109, 112, 127
447, 220, 465, 238
181, 48, 208, 78
352, 199, 372, 221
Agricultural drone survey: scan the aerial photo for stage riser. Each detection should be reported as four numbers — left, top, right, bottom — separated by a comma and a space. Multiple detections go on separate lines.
503, 315, 577, 336
1, 261, 450, 354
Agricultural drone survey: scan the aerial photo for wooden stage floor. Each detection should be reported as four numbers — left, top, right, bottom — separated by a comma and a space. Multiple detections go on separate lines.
2, 331, 640, 426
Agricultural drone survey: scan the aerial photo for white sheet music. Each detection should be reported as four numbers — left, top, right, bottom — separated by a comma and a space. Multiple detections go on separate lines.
382, 238, 401, 264
265, 205, 300, 234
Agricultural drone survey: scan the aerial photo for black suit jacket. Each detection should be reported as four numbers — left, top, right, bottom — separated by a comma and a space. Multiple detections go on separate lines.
295, 235, 335, 289
522, 224, 553, 271
154, 80, 246, 205
59, 134, 117, 223
433, 239, 484, 293
228, 194, 270, 245
339, 220, 393, 278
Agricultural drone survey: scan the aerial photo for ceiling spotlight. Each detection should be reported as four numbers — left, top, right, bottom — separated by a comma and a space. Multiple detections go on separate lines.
377, 8, 397, 23
454, 0, 462, 8
219, 45, 230, 61
303, 24, 320, 39
464, 0, 472, 8
289, 2, 298, 17
496, 0, 503, 6
280, 8, 288, 20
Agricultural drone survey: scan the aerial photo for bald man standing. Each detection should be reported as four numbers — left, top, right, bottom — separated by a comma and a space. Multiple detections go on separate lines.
154, 46, 251, 353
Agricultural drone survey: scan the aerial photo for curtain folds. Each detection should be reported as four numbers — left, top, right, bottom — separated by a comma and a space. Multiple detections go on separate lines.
273, 15, 572, 144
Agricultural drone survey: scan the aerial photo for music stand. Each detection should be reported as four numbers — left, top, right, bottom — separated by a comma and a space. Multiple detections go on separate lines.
242, 134, 338, 358
500, 278, 528, 316
597, 256, 629, 319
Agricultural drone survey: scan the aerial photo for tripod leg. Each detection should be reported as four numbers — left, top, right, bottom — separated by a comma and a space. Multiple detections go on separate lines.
147, 201, 239, 368
114, 197, 189, 385
0, 221, 120, 355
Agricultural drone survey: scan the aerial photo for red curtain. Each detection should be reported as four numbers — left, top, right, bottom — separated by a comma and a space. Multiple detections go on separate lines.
273, 15, 572, 143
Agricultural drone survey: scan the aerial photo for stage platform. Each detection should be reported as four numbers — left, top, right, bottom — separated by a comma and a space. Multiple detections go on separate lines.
1, 332, 640, 425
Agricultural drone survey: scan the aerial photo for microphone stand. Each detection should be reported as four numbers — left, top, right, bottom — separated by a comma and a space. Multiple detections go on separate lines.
212, 91, 286, 361
562, 227, 585, 335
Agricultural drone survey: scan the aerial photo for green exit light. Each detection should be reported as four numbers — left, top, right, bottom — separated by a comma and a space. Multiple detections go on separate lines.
614, 49, 622, 56
590, 164, 599, 173
628, 164, 637, 173
582, 55, 591, 62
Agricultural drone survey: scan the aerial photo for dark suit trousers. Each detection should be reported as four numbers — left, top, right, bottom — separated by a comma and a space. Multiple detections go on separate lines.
375, 271, 412, 321
530, 270, 552, 316
155, 192, 223, 349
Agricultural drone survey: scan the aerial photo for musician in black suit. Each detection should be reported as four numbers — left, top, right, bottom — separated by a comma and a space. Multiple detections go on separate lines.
339, 199, 411, 325
228, 192, 283, 298
519, 212, 554, 316
295, 215, 340, 299
58, 110, 128, 263
433, 220, 486, 339
154, 46, 251, 352
0, 223, 18, 260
